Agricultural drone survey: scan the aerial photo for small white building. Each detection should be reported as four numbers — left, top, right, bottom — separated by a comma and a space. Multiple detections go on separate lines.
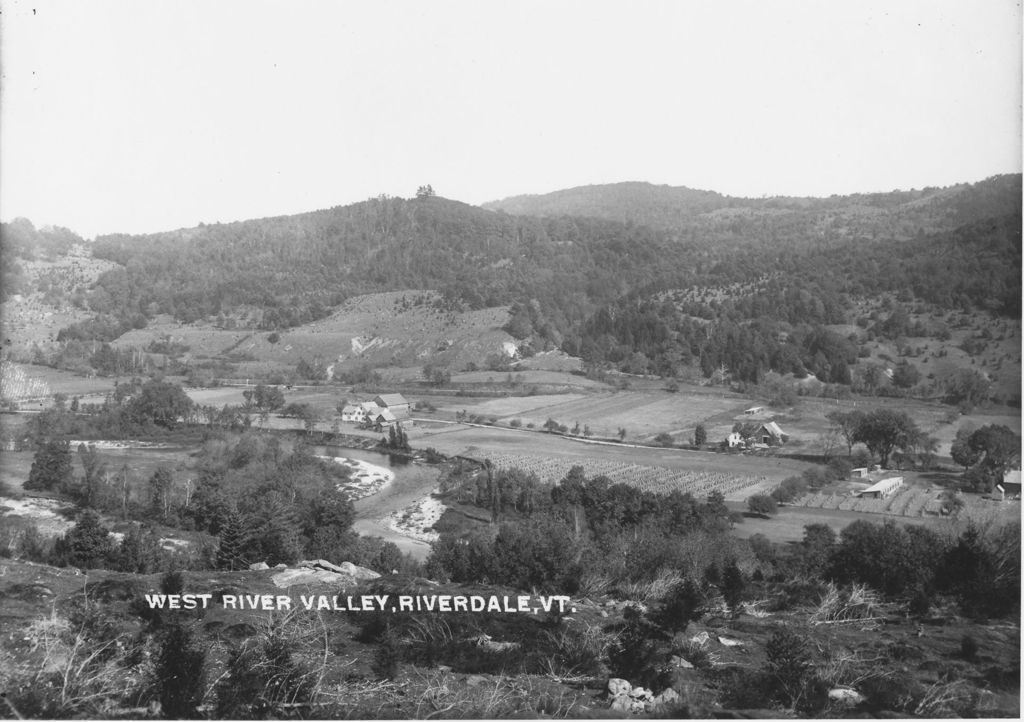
727, 431, 744, 448
744, 406, 765, 416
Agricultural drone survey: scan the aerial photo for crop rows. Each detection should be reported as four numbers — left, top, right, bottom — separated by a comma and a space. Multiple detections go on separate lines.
484, 453, 766, 497
0, 361, 51, 401
795, 486, 935, 518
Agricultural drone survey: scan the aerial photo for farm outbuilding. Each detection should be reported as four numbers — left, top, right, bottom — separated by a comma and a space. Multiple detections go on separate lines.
373, 409, 399, 430
1003, 469, 1021, 495
744, 406, 764, 416
756, 422, 789, 446
856, 476, 904, 499
374, 393, 410, 417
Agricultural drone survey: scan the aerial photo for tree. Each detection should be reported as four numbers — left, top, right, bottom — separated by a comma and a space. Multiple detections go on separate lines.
826, 410, 864, 456
75, 443, 108, 508
25, 439, 73, 491
800, 523, 836, 575
216, 509, 248, 571
965, 424, 1021, 491
942, 368, 990, 411
891, 362, 920, 389
852, 409, 922, 468
54, 509, 114, 569
125, 380, 194, 429
950, 425, 981, 471
747, 494, 777, 516
694, 424, 707, 447
155, 624, 207, 718
721, 560, 745, 613
148, 467, 175, 521
415, 184, 436, 199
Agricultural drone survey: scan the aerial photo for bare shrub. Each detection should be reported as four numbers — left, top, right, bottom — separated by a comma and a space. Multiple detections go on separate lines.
809, 582, 881, 625
214, 609, 327, 718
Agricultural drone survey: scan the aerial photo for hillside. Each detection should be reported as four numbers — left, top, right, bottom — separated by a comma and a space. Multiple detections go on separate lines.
3, 176, 1019, 401
110, 291, 517, 379
483, 175, 1023, 251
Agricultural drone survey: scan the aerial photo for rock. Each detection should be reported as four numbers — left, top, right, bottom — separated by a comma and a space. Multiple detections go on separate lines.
717, 635, 744, 647
655, 688, 681, 707
273, 563, 287, 570
271, 568, 352, 588
607, 678, 632, 697
670, 655, 694, 669
610, 696, 632, 713
828, 687, 865, 705
437, 665, 452, 673
690, 630, 710, 646
629, 700, 646, 714
600, 610, 609, 618
629, 686, 651, 700
335, 560, 382, 581
249, 562, 270, 571
270, 559, 381, 588
465, 675, 488, 688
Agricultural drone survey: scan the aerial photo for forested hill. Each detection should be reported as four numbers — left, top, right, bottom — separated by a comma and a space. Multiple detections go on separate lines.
483, 175, 1022, 251
13, 175, 1020, 388
85, 196, 695, 337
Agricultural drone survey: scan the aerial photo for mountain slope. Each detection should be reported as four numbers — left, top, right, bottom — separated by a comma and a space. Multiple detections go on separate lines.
484, 175, 1022, 250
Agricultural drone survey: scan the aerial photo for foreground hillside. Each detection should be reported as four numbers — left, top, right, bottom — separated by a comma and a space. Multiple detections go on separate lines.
0, 552, 1018, 719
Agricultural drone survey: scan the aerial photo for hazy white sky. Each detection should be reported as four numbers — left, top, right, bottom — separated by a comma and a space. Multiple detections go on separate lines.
1, 0, 1020, 238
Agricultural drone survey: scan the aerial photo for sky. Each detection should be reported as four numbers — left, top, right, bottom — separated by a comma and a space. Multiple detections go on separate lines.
1, 0, 1020, 238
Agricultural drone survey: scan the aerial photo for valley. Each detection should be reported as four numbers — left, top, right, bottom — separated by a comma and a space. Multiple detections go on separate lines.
0, 176, 1019, 720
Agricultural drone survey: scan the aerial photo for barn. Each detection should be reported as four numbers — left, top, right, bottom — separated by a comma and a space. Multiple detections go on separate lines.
373, 394, 410, 418
756, 422, 789, 446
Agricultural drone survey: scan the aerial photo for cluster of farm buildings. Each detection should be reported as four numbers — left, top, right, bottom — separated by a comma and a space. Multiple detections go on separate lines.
340, 393, 411, 431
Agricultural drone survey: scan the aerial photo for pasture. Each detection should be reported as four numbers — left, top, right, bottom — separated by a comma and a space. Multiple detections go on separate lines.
112, 291, 516, 379
727, 504, 936, 545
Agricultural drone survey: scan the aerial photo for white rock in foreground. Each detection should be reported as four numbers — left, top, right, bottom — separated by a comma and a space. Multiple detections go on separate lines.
271, 559, 381, 588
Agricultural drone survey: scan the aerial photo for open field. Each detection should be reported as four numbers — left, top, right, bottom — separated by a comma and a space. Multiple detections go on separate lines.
727, 503, 936, 544
0, 362, 121, 399
428, 386, 757, 443
484, 451, 770, 498
415, 422, 813, 493
111, 291, 517, 378
450, 369, 607, 389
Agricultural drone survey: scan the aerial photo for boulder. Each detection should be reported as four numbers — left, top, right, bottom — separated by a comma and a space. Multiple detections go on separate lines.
271, 559, 381, 588
655, 688, 681, 707
249, 562, 270, 571
610, 696, 632, 713
670, 655, 694, 669
690, 630, 710, 646
335, 560, 381, 581
717, 635, 744, 647
629, 686, 651, 700
828, 687, 865, 705
607, 678, 632, 697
